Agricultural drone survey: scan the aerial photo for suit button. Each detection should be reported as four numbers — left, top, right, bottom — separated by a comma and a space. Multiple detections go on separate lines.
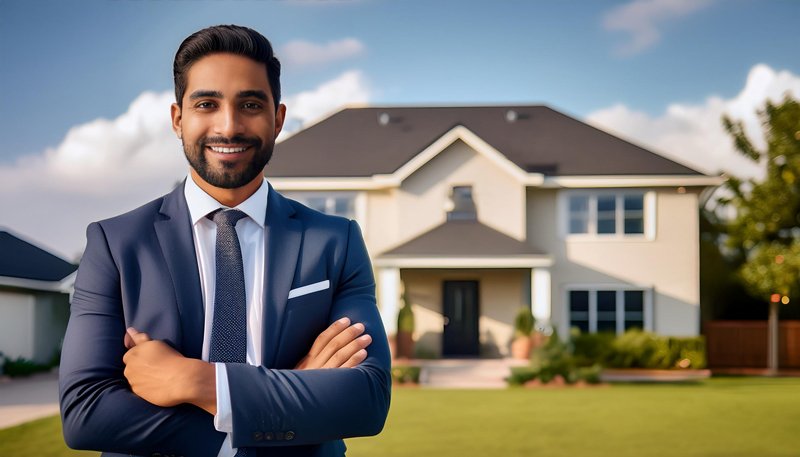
253, 432, 263, 442
285, 431, 295, 441
265, 432, 274, 441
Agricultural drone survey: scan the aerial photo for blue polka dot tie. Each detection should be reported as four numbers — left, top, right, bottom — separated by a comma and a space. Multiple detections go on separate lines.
208, 209, 250, 457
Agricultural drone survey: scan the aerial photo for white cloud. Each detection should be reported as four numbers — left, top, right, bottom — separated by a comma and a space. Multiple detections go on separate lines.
0, 71, 372, 259
586, 64, 800, 179
603, 0, 715, 56
279, 70, 371, 139
279, 38, 365, 68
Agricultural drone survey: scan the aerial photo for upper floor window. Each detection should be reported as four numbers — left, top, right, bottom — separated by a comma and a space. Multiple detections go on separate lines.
565, 191, 651, 237
448, 185, 477, 221
288, 192, 357, 219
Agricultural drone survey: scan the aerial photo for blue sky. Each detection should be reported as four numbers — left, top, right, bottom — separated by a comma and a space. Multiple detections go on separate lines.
2, 0, 798, 162
1, 0, 799, 257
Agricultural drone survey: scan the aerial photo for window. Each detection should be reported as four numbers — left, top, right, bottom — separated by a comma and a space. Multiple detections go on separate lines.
288, 193, 356, 219
568, 288, 649, 334
448, 185, 477, 221
566, 192, 647, 236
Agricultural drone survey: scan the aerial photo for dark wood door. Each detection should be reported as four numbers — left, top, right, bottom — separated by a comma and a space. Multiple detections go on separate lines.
442, 280, 480, 357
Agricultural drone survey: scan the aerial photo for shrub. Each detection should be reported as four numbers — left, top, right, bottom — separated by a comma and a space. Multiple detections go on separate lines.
397, 294, 415, 334
507, 366, 538, 386
391, 365, 421, 384
513, 307, 535, 337
571, 331, 615, 367
2, 357, 50, 378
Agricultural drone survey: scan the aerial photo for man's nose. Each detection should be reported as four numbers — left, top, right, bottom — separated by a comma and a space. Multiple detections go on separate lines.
215, 107, 245, 139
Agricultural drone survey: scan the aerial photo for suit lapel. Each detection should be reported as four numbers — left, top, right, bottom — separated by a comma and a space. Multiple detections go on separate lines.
262, 185, 302, 367
154, 182, 205, 360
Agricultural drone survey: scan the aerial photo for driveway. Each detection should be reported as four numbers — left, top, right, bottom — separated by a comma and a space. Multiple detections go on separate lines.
0, 370, 60, 429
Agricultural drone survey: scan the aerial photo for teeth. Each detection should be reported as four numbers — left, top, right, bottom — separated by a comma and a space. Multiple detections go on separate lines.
209, 146, 247, 153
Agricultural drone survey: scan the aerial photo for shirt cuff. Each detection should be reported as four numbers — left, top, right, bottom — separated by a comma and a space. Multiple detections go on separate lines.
214, 363, 233, 433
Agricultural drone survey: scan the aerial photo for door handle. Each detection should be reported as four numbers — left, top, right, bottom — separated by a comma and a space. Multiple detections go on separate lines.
443, 317, 450, 326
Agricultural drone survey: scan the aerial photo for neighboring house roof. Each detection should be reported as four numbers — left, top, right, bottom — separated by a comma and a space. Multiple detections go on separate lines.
380, 219, 545, 258
0, 230, 77, 282
270, 105, 704, 178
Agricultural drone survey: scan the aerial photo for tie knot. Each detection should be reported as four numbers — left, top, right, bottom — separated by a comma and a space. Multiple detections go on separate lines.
209, 209, 248, 227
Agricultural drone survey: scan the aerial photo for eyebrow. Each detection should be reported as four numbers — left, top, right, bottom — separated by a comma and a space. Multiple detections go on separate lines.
188, 90, 268, 101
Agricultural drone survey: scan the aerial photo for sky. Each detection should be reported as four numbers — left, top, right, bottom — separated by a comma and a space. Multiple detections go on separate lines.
1, 0, 799, 259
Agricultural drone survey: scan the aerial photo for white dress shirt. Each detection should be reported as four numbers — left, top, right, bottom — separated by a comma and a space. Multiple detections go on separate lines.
184, 174, 268, 457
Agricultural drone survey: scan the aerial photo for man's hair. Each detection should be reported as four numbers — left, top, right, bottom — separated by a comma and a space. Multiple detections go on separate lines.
173, 25, 281, 110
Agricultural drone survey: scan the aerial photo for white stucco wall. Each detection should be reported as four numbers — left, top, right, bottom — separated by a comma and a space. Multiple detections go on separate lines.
0, 291, 35, 361
527, 188, 701, 337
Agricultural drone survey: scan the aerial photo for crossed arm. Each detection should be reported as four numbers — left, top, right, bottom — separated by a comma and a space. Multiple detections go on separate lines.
60, 221, 391, 455
122, 317, 373, 415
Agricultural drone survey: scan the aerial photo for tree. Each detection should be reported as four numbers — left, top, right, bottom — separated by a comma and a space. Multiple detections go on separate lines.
718, 95, 800, 373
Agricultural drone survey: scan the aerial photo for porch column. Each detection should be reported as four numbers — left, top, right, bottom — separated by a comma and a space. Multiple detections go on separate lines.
378, 267, 401, 335
531, 268, 551, 328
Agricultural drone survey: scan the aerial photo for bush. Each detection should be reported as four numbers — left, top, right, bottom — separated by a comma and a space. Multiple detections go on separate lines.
513, 307, 535, 337
392, 365, 421, 384
2, 357, 50, 378
571, 331, 615, 367
603, 330, 707, 369
397, 298, 415, 334
507, 366, 539, 386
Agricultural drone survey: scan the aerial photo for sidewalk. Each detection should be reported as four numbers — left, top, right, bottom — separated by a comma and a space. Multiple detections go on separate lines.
0, 370, 60, 429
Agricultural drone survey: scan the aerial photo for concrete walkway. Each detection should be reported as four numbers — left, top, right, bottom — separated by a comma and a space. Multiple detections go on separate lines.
408, 358, 527, 388
0, 370, 60, 429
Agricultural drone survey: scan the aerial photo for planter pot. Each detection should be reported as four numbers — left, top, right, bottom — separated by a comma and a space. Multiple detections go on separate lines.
396, 330, 415, 359
511, 336, 533, 360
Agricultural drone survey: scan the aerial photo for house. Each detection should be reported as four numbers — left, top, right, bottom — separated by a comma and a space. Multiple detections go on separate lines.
0, 229, 76, 365
267, 105, 723, 358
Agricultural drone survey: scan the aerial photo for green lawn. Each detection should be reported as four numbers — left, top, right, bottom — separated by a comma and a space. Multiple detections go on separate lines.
3, 377, 799, 457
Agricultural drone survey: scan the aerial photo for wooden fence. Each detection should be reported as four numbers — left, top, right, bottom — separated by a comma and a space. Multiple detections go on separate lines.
705, 320, 800, 369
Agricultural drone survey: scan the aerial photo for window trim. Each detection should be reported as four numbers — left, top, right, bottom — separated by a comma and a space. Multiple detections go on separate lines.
558, 189, 656, 240
564, 285, 654, 335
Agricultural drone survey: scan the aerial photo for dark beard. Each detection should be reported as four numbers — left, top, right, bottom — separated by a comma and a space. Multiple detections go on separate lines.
183, 135, 273, 189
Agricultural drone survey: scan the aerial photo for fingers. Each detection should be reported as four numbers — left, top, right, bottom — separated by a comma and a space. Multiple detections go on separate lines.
125, 327, 151, 349
306, 317, 351, 359
322, 334, 372, 369
315, 323, 365, 367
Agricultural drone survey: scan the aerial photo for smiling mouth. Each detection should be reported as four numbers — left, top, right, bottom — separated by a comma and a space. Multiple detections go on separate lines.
207, 145, 250, 154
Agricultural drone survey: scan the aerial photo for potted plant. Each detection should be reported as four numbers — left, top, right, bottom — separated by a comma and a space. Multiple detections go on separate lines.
511, 306, 535, 359
396, 292, 415, 359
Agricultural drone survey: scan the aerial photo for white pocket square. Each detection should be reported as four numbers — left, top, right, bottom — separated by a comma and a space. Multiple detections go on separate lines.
288, 280, 330, 299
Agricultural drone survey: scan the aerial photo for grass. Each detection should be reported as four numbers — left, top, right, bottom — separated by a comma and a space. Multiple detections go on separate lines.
2, 377, 799, 457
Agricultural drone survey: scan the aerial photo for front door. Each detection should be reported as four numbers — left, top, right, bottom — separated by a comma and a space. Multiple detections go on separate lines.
442, 280, 480, 357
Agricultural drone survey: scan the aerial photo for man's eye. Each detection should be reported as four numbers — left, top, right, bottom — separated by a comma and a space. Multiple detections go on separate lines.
196, 102, 216, 109
243, 102, 263, 110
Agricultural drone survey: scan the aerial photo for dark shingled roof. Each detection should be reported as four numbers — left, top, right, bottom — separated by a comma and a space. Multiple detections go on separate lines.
269, 105, 703, 178
380, 219, 545, 257
0, 230, 77, 282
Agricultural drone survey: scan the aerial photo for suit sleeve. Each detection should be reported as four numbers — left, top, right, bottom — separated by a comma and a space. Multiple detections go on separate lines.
225, 220, 392, 447
59, 222, 225, 456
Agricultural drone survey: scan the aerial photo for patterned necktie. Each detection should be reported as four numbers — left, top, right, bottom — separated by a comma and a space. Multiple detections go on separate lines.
208, 209, 250, 457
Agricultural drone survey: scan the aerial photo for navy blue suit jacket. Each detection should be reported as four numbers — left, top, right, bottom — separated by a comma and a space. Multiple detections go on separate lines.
59, 182, 391, 457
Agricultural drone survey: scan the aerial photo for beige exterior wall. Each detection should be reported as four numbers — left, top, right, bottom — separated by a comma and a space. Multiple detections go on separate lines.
366, 139, 526, 255
526, 187, 700, 337
400, 269, 528, 357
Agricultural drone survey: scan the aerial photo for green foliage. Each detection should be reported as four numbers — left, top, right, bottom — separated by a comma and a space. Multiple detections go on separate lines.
529, 329, 575, 381
718, 95, 800, 302
391, 365, 421, 384
397, 292, 415, 333
601, 330, 706, 369
513, 307, 535, 337
2, 357, 51, 378
571, 331, 615, 367
506, 366, 538, 386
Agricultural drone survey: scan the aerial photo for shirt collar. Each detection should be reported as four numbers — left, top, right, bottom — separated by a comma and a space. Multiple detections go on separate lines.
184, 173, 268, 228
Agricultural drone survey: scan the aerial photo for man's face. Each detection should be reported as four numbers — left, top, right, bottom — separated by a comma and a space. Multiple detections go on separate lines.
171, 53, 286, 189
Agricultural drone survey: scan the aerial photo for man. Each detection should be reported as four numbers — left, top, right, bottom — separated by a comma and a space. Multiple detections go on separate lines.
59, 25, 391, 457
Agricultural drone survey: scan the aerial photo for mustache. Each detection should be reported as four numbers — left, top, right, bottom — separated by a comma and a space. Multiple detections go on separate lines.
199, 135, 262, 147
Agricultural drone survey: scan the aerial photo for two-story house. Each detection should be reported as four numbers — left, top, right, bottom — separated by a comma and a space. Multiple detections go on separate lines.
267, 105, 722, 358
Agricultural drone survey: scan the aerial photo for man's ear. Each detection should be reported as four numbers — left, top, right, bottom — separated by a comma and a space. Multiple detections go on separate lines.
274, 103, 287, 138
170, 103, 182, 139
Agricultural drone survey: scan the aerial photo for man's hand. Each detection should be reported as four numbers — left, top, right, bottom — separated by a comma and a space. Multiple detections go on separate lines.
295, 317, 372, 370
123, 328, 217, 415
